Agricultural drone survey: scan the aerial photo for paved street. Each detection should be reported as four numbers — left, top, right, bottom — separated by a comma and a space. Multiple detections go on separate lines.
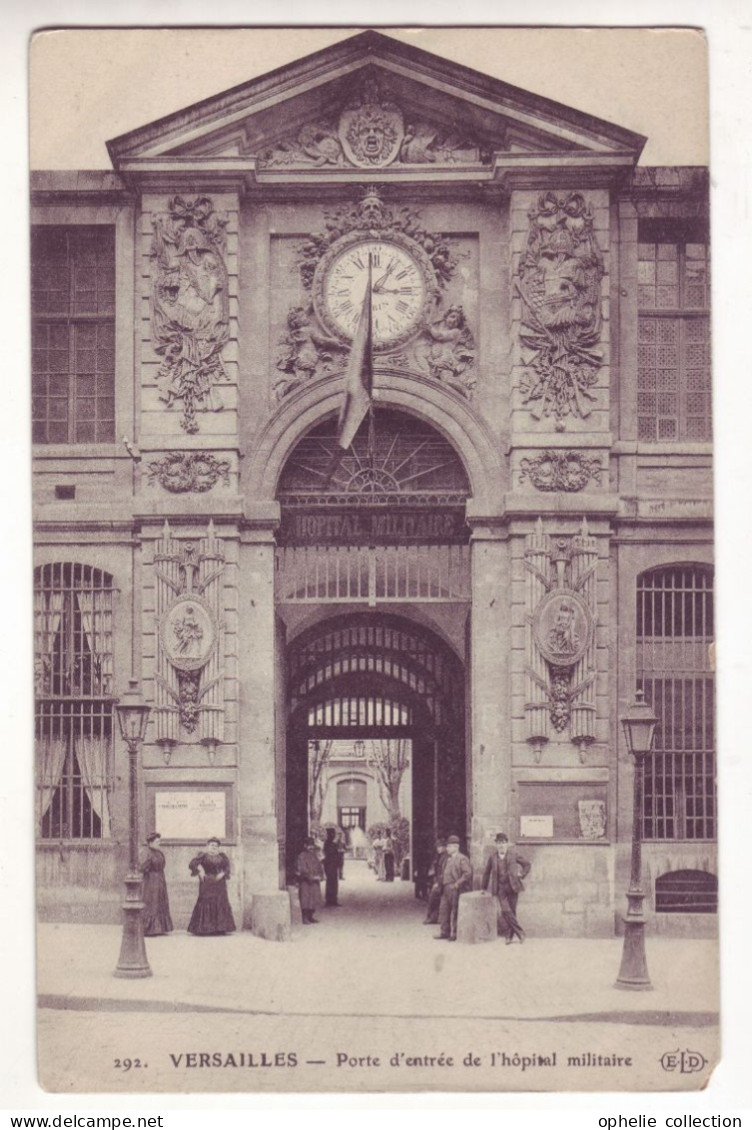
37, 861, 719, 1093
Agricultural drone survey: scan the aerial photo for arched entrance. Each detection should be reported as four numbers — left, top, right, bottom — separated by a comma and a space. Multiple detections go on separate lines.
284, 612, 467, 884
274, 407, 473, 896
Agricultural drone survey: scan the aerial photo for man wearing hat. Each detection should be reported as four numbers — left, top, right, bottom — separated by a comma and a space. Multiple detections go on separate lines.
423, 837, 448, 925
482, 833, 531, 944
435, 835, 472, 941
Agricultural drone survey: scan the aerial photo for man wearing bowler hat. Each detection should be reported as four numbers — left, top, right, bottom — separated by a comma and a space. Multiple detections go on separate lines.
435, 834, 472, 941
482, 832, 531, 944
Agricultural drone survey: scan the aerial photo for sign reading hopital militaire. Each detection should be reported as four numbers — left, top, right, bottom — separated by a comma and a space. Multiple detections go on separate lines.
280, 507, 468, 545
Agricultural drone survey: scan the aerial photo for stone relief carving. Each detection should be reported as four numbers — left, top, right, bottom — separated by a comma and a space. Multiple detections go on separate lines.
151, 196, 230, 434
153, 522, 225, 743
519, 450, 602, 492
147, 452, 230, 493
274, 306, 346, 399
524, 518, 598, 759
261, 122, 344, 168
276, 189, 477, 400
578, 799, 607, 840
516, 192, 605, 429
414, 305, 476, 396
399, 121, 487, 164
339, 77, 404, 168
259, 76, 490, 170
298, 189, 457, 290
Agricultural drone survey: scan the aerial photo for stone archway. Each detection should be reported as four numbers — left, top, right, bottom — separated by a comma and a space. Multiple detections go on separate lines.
283, 611, 467, 886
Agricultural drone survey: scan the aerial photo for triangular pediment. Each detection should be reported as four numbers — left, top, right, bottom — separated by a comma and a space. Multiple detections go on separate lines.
107, 31, 646, 180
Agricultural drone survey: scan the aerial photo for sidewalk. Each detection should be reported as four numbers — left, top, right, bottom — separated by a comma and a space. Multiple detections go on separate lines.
37, 863, 719, 1025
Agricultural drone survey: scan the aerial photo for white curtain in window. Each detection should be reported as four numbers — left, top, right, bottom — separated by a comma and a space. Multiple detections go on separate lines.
74, 734, 111, 836
35, 590, 63, 693
76, 590, 97, 692
36, 735, 67, 826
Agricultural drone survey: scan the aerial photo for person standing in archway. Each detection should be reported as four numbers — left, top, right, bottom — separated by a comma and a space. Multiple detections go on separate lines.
383, 831, 395, 882
323, 827, 341, 906
435, 834, 472, 941
296, 836, 324, 924
423, 837, 447, 925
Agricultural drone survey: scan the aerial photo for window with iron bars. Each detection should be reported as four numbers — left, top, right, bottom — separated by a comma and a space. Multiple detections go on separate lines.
34, 563, 115, 839
31, 226, 116, 444
636, 565, 715, 841
637, 221, 710, 443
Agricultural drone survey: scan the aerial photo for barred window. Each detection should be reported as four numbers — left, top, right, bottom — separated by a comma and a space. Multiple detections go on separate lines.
637, 223, 711, 443
636, 566, 715, 841
35, 563, 115, 839
32, 227, 116, 444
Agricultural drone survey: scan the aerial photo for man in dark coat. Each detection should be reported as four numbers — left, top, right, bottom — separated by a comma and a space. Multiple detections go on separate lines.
435, 834, 472, 941
423, 837, 448, 924
482, 832, 531, 943
323, 827, 341, 906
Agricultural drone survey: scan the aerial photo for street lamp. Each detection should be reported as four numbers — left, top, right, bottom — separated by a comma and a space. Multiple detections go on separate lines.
114, 677, 152, 979
615, 689, 657, 991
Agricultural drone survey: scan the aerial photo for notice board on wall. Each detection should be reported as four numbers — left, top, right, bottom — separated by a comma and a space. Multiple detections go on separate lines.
146, 784, 234, 843
516, 781, 608, 842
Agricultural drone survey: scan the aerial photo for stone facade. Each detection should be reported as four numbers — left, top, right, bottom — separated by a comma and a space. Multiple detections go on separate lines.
32, 32, 714, 937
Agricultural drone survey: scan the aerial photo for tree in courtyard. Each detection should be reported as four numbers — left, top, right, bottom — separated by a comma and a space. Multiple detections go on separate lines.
308, 739, 333, 824
366, 738, 410, 823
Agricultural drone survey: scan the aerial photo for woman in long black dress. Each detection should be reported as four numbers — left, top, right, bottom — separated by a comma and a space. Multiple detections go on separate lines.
140, 832, 173, 936
187, 837, 236, 935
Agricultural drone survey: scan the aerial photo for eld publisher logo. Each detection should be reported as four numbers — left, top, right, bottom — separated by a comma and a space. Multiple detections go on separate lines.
660, 1049, 708, 1074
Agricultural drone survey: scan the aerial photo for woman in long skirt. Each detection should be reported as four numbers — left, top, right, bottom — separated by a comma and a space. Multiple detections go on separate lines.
140, 832, 173, 936
296, 837, 324, 924
187, 837, 236, 935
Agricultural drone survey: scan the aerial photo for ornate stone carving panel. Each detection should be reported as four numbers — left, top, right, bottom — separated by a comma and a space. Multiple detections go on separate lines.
524, 518, 598, 758
259, 74, 491, 170
147, 452, 231, 493
516, 192, 605, 429
152, 521, 226, 743
519, 450, 602, 492
150, 196, 230, 434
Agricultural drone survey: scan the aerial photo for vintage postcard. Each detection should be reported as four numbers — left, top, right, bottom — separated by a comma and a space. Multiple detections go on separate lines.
28, 25, 720, 1094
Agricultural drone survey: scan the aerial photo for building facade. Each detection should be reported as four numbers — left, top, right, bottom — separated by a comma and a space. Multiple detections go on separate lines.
32, 32, 714, 936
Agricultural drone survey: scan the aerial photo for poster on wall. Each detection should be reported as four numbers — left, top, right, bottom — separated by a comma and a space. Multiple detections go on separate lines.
23, 21, 731, 1106
153, 790, 228, 842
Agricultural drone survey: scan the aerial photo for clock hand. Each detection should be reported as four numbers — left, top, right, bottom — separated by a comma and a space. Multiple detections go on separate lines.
373, 259, 397, 293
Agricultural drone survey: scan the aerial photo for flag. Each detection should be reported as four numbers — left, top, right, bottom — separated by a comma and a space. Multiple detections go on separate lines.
336, 255, 373, 451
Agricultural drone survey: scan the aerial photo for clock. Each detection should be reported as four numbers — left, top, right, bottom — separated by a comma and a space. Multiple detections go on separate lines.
312, 230, 435, 352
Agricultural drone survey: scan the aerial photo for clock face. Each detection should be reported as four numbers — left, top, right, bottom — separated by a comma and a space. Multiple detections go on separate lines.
316, 237, 431, 351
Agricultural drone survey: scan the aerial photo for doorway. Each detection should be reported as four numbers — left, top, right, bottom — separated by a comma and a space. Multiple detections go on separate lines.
283, 613, 466, 894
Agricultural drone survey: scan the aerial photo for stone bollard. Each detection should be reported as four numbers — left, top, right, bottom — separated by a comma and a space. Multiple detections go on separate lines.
456, 890, 498, 944
287, 884, 303, 927
250, 891, 292, 942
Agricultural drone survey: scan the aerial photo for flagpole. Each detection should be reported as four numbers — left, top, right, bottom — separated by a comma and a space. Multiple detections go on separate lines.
325, 252, 374, 486
366, 254, 376, 487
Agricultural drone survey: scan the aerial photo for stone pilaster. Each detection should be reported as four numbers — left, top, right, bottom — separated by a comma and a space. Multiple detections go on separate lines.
467, 511, 511, 872
237, 505, 281, 926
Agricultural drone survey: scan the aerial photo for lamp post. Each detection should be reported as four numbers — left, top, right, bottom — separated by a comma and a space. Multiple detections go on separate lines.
114, 678, 152, 979
615, 689, 657, 991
